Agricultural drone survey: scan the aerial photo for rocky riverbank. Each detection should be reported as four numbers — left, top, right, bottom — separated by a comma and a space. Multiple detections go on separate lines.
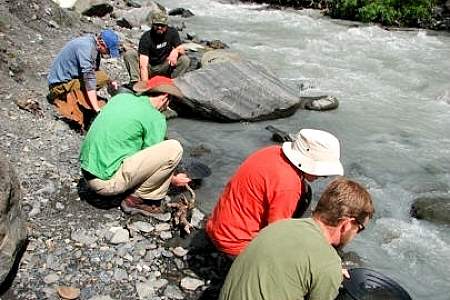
0, 0, 233, 299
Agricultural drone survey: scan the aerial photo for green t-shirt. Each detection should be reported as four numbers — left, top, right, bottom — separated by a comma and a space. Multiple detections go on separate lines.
219, 218, 342, 300
79, 93, 166, 180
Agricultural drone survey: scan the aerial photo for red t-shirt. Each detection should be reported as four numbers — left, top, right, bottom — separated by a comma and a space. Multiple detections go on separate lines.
206, 145, 304, 256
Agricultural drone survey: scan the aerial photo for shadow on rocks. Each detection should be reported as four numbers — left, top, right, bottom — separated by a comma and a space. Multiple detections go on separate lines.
0, 238, 29, 297
76, 179, 123, 210
184, 229, 233, 300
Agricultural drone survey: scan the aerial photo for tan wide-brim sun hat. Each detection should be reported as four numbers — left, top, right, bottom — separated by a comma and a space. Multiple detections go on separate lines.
132, 76, 184, 99
282, 128, 344, 176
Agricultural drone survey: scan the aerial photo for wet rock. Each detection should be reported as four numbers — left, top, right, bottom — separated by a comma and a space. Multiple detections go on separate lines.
126, 0, 160, 8
299, 95, 339, 111
175, 58, 301, 121
411, 196, 450, 225
168, 8, 195, 18
180, 277, 204, 291
57, 286, 81, 300
0, 154, 27, 284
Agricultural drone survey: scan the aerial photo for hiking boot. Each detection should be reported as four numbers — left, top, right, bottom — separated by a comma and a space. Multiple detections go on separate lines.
121, 195, 164, 216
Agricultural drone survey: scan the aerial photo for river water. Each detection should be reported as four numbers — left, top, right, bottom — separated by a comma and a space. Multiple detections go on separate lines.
159, 1, 450, 298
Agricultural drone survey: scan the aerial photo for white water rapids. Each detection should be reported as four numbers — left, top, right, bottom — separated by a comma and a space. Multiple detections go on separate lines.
159, 1, 450, 298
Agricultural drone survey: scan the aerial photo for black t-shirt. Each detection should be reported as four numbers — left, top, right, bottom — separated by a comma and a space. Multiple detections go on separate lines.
138, 27, 182, 65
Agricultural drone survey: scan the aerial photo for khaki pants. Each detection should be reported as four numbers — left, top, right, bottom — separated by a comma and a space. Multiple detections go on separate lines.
123, 49, 190, 81
86, 140, 183, 200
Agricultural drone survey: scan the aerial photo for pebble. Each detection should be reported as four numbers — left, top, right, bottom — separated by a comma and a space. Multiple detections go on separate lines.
109, 227, 130, 244
155, 223, 171, 231
128, 221, 154, 233
164, 285, 184, 300
159, 231, 172, 240
113, 268, 128, 281
180, 277, 205, 291
43, 273, 60, 284
172, 247, 188, 257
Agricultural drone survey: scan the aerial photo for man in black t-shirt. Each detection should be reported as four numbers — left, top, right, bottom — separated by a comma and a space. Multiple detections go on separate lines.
123, 10, 190, 83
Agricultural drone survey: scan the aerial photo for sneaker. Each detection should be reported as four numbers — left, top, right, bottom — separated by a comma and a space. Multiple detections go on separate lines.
121, 195, 164, 216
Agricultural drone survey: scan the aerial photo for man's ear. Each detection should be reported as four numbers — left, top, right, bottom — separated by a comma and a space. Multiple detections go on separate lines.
339, 218, 353, 234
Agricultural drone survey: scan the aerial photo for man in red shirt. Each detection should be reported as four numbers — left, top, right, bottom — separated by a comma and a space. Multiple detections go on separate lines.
206, 129, 344, 257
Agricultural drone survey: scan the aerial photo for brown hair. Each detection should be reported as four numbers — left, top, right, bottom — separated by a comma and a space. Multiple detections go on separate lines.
313, 177, 374, 226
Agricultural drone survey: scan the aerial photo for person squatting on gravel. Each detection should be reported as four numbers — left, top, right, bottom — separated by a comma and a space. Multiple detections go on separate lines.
79, 76, 191, 215
47, 29, 120, 130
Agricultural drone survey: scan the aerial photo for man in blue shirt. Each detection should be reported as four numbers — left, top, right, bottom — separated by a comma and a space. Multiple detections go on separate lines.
48, 29, 120, 130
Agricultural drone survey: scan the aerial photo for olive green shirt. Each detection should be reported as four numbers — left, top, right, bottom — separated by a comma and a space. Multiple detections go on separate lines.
219, 218, 342, 300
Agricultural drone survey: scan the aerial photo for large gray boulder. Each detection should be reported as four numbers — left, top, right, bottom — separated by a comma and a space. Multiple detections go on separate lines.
411, 196, 450, 225
174, 59, 301, 121
0, 155, 27, 284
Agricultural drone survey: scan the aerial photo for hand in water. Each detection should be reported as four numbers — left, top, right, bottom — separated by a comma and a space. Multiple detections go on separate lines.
342, 268, 350, 279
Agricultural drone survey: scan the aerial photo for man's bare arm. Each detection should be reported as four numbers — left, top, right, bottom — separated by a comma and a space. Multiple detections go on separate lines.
139, 54, 150, 82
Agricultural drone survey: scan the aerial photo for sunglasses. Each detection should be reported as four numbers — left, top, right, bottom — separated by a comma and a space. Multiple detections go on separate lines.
153, 23, 167, 28
354, 219, 366, 234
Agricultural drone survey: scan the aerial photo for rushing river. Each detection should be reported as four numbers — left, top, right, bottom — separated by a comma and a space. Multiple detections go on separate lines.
159, 1, 450, 298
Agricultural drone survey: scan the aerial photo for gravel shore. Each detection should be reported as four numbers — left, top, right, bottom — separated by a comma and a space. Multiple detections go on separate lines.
0, 1, 225, 299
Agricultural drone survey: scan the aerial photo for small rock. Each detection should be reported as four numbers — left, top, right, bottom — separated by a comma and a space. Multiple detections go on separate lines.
172, 247, 188, 257
180, 277, 204, 291
113, 268, 128, 281
155, 223, 170, 231
190, 208, 205, 228
150, 212, 171, 222
88, 296, 114, 300
160, 231, 172, 240
128, 221, 154, 233
43, 273, 60, 284
164, 285, 184, 300
71, 229, 98, 245
109, 227, 130, 244
57, 286, 81, 299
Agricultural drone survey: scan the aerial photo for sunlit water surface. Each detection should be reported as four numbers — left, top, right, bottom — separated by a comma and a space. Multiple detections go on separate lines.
158, 1, 450, 298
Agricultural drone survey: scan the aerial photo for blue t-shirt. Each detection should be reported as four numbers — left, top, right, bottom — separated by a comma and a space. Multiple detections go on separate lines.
48, 35, 99, 90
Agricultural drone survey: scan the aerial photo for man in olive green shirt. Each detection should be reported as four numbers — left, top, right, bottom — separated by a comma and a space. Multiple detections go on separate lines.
219, 177, 374, 300
80, 76, 190, 215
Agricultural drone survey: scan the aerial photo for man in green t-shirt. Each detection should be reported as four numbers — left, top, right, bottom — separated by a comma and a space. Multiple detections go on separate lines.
79, 76, 190, 215
219, 177, 374, 300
